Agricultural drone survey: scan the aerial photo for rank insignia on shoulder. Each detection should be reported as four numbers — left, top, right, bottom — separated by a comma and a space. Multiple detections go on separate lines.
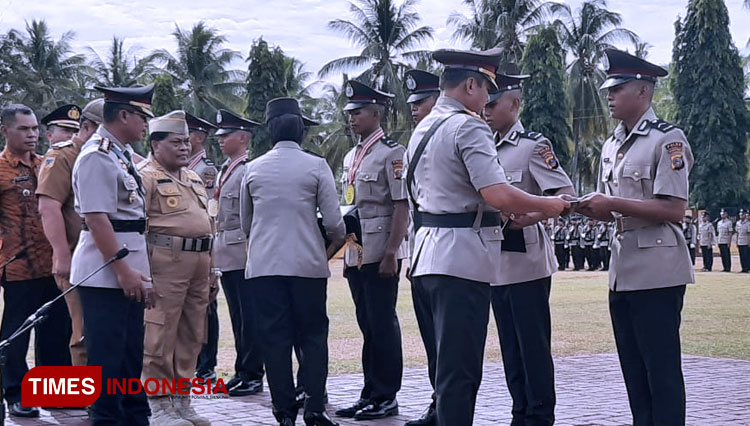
520, 131, 542, 140
98, 138, 112, 153
665, 142, 684, 170
51, 140, 74, 149
156, 178, 173, 184
381, 138, 398, 148
392, 159, 404, 180
202, 157, 215, 166
538, 145, 559, 170
650, 119, 676, 133
508, 131, 519, 142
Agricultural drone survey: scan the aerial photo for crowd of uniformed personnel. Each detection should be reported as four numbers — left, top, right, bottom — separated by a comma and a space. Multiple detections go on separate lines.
0, 43, 735, 426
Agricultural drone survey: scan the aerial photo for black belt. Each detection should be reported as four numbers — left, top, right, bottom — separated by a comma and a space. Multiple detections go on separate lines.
81, 219, 147, 234
413, 211, 501, 229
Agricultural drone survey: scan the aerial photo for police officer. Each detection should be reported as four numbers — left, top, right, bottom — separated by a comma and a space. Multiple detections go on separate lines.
583, 218, 599, 270
737, 209, 750, 273
41, 104, 81, 146
567, 216, 584, 270
71, 84, 156, 425
405, 69, 441, 124
335, 80, 408, 421
553, 217, 569, 270
482, 68, 575, 426
240, 97, 345, 426
698, 212, 716, 272
682, 215, 697, 265
405, 47, 568, 426
185, 112, 221, 384
38, 100, 104, 369
403, 68, 441, 426
597, 220, 612, 271
577, 49, 694, 426
716, 208, 733, 272
213, 108, 265, 396
138, 111, 214, 426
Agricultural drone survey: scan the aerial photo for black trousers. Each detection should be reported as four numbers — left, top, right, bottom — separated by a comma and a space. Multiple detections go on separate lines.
411, 275, 437, 402
414, 275, 490, 426
249, 276, 329, 420
79, 287, 149, 426
609, 286, 686, 426
221, 270, 264, 381
687, 245, 696, 265
345, 262, 403, 402
571, 246, 585, 270
554, 244, 567, 270
718, 244, 731, 271
491, 277, 555, 426
196, 299, 219, 374
584, 245, 599, 270
700, 246, 713, 271
739, 245, 749, 272
600, 247, 611, 270
0, 277, 71, 404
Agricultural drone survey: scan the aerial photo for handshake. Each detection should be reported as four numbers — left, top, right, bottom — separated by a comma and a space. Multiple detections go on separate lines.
507, 193, 612, 230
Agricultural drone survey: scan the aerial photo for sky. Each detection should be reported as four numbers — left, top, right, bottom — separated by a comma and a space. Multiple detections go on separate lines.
0, 0, 748, 83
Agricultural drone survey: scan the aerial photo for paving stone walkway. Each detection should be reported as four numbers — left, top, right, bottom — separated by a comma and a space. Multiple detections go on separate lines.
8, 353, 749, 425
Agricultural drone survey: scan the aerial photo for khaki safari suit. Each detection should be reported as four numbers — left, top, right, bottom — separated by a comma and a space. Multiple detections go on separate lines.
139, 157, 213, 388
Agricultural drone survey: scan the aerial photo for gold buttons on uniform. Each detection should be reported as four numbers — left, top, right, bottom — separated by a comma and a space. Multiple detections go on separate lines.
656, 239, 663, 244
617, 153, 624, 160
507, 175, 512, 181
377, 226, 383, 231
633, 171, 640, 177
494, 229, 500, 234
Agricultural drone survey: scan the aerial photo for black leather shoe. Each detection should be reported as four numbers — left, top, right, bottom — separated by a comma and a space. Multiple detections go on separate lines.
279, 417, 295, 426
228, 379, 263, 396
354, 399, 398, 420
195, 369, 217, 384
304, 410, 339, 426
405, 402, 436, 426
9, 402, 40, 418
334, 398, 369, 418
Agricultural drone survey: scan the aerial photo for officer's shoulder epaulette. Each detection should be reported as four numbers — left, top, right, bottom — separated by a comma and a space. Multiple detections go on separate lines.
185, 169, 201, 181
201, 157, 215, 166
380, 138, 399, 148
97, 137, 112, 153
648, 119, 677, 133
51, 140, 74, 149
518, 130, 543, 141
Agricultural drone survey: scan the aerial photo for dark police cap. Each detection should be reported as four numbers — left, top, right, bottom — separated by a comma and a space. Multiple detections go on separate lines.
41, 104, 81, 130
94, 84, 155, 118
185, 113, 217, 133
404, 69, 440, 104
487, 63, 529, 104
600, 49, 668, 90
265, 97, 302, 124
432, 48, 503, 92
215, 109, 261, 136
343, 80, 395, 111
303, 116, 319, 127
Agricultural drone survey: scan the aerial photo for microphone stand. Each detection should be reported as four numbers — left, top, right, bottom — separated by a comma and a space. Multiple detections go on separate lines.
0, 248, 130, 424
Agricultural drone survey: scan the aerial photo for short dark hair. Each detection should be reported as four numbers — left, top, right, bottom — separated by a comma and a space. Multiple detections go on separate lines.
102, 102, 138, 123
440, 69, 489, 91
1, 104, 34, 126
268, 114, 304, 144
149, 132, 170, 143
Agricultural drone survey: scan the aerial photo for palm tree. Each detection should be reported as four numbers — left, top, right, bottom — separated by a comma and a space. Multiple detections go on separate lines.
149, 21, 245, 117
4, 19, 86, 112
87, 37, 155, 87
319, 0, 434, 128
448, 0, 561, 62
553, 0, 639, 191
633, 41, 652, 59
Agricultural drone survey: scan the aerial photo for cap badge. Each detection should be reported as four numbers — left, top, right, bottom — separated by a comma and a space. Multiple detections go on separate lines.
406, 75, 417, 91
68, 108, 81, 120
345, 83, 354, 98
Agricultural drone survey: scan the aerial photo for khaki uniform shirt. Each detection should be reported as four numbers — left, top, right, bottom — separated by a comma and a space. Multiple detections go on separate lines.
213, 156, 249, 272
405, 96, 507, 284
241, 141, 345, 279
341, 131, 408, 266
737, 219, 750, 246
187, 150, 218, 199
71, 127, 150, 289
37, 135, 87, 250
698, 221, 716, 247
716, 219, 733, 245
138, 157, 213, 238
493, 120, 572, 285
597, 108, 694, 291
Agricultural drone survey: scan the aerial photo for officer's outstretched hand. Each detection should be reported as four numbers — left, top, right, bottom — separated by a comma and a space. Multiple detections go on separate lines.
379, 252, 399, 278
577, 193, 615, 222
541, 196, 570, 219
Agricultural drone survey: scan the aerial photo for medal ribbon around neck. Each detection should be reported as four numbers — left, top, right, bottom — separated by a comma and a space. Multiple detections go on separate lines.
214, 153, 248, 200
188, 149, 207, 169
347, 127, 385, 185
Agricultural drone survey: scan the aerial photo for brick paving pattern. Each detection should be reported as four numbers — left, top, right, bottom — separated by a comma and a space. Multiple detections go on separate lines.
7, 354, 749, 425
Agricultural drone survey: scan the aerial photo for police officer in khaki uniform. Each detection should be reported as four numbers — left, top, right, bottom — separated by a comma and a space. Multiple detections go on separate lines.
138, 111, 214, 426
335, 80, 408, 421
38, 100, 104, 368
185, 112, 221, 384
213, 109, 265, 396
682, 215, 697, 265
405, 48, 568, 426
71, 84, 156, 425
482, 69, 575, 426
737, 209, 749, 272
582, 218, 599, 270
240, 97, 345, 426
716, 208, 733, 272
577, 49, 694, 426
567, 216, 584, 270
698, 212, 716, 271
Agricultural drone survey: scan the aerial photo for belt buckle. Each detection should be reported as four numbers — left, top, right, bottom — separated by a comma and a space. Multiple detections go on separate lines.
615, 217, 625, 233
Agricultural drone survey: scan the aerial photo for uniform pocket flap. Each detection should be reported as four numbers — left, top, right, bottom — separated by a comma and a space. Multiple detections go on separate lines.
223, 228, 246, 245
155, 184, 180, 196
637, 226, 678, 248
622, 164, 652, 181
144, 309, 166, 325
357, 171, 379, 182
362, 217, 391, 233
504, 170, 523, 184
220, 190, 239, 199
481, 226, 504, 242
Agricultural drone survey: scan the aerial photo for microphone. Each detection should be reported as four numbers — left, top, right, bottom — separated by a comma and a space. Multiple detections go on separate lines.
0, 248, 28, 270
114, 247, 130, 260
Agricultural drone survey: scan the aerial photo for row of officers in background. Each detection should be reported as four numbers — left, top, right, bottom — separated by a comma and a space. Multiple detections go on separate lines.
549, 216, 613, 272
0, 45, 714, 426
692, 209, 750, 273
